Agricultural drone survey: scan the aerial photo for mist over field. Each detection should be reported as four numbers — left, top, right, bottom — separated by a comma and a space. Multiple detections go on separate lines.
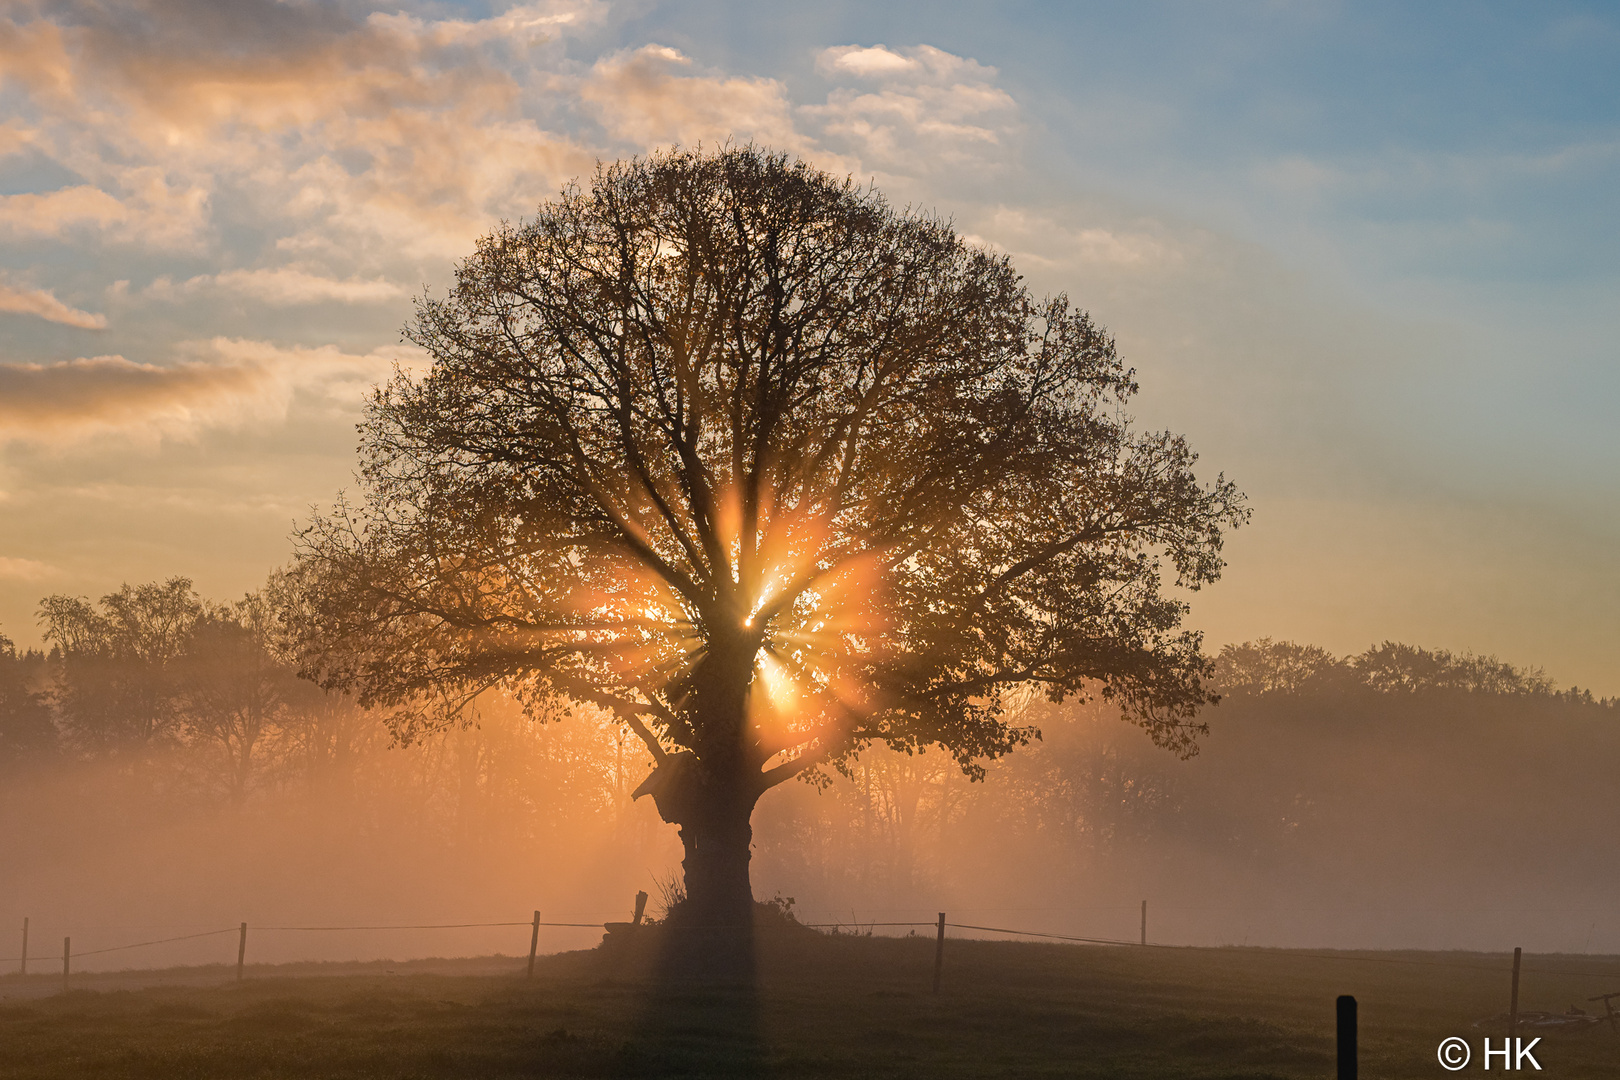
2, 7, 1618, 1079
5, 598, 1613, 972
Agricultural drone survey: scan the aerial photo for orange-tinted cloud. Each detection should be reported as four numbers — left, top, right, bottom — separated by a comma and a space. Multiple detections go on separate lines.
0, 185, 127, 236
145, 268, 405, 306
0, 339, 416, 443
0, 354, 262, 437
0, 280, 106, 328
582, 45, 815, 157
0, 5, 597, 259
0, 555, 59, 582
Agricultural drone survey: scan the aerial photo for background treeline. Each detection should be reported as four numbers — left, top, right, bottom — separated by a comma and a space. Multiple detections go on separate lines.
754, 635, 1620, 951
2, 576, 657, 822
0, 576, 674, 962
2, 579, 1617, 957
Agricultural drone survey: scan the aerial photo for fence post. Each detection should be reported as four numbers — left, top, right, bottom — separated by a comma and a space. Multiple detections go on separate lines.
1336, 995, 1357, 1079
19, 917, 26, 976
62, 936, 69, 994
1141, 900, 1147, 946
1509, 946, 1522, 1039
932, 912, 946, 994
633, 891, 648, 926
527, 911, 541, 979
237, 923, 248, 981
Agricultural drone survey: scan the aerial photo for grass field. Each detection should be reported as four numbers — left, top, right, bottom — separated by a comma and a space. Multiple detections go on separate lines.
1, 927, 1618, 1078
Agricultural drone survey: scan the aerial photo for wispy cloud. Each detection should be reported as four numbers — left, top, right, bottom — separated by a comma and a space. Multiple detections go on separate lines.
146, 268, 408, 306
807, 44, 1019, 175
0, 556, 59, 582
0, 280, 106, 328
0, 340, 420, 444
0, 354, 263, 439
817, 44, 1000, 85
964, 208, 1190, 274
0, 186, 128, 237
371, 0, 606, 49
0, 3, 598, 263
0, 172, 210, 250
582, 45, 813, 157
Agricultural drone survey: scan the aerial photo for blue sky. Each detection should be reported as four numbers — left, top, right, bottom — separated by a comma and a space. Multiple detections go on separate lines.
1, 0, 1616, 689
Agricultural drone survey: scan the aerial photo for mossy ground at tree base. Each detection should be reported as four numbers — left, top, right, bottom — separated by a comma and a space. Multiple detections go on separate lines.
1, 933, 1617, 1079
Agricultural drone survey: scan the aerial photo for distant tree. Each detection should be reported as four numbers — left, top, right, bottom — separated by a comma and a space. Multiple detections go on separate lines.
0, 630, 57, 771
1216, 638, 1569, 700
296, 146, 1247, 928
39, 577, 203, 757
1352, 641, 1555, 696
175, 587, 303, 804
1215, 638, 1347, 696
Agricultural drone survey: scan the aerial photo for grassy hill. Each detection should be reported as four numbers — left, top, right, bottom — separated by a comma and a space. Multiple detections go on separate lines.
2, 928, 1618, 1078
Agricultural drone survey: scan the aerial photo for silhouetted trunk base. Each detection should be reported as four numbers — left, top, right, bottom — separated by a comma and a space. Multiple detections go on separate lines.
598, 899, 818, 987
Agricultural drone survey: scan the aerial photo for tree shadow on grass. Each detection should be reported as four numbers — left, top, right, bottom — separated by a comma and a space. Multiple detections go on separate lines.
610, 914, 773, 1078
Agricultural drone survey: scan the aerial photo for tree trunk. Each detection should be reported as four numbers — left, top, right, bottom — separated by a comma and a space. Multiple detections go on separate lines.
633, 748, 762, 980
634, 748, 762, 921
626, 630, 768, 976
678, 793, 757, 928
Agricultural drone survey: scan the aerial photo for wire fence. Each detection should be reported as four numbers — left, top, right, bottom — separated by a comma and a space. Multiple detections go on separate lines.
5, 909, 1620, 987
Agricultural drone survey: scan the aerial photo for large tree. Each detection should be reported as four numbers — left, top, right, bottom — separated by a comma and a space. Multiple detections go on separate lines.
296, 146, 1247, 927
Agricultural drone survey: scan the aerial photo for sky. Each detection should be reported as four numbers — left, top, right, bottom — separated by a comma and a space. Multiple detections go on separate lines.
0, 0, 1616, 692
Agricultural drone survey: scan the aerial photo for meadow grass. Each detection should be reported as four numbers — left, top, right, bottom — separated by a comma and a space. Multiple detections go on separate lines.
0, 930, 1616, 1078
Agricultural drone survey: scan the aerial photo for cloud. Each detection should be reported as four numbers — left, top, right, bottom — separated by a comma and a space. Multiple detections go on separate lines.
0, 340, 421, 444
202, 336, 427, 416
0, 185, 128, 237
817, 44, 1000, 86
0, 5, 593, 261
0, 15, 73, 103
818, 46, 918, 79
1, 8, 1019, 272
0, 280, 106, 328
577, 40, 1019, 184
0, 354, 262, 439
582, 45, 812, 156
0, 556, 58, 582
146, 268, 408, 306
965, 208, 1189, 273
371, 0, 605, 49
0, 175, 209, 248
807, 45, 1019, 175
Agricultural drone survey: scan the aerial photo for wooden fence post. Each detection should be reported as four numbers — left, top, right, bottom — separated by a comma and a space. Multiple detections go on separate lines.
19, 917, 26, 976
1510, 946, 1522, 1039
633, 891, 648, 926
237, 923, 248, 981
1141, 900, 1147, 946
61, 937, 69, 994
527, 911, 541, 979
1336, 995, 1357, 1079
1586, 991, 1620, 1033
932, 912, 946, 994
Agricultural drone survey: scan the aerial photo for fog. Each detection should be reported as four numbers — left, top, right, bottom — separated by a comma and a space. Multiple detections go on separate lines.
0, 698, 679, 972
761, 666, 1620, 955
4, 605, 1617, 973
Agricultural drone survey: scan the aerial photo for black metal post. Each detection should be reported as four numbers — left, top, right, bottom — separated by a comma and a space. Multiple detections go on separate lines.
1510, 947, 1521, 1040
1336, 995, 1357, 1080
932, 912, 945, 993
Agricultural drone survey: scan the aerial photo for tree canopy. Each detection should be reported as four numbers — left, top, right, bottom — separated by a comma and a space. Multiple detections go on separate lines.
296, 146, 1247, 920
